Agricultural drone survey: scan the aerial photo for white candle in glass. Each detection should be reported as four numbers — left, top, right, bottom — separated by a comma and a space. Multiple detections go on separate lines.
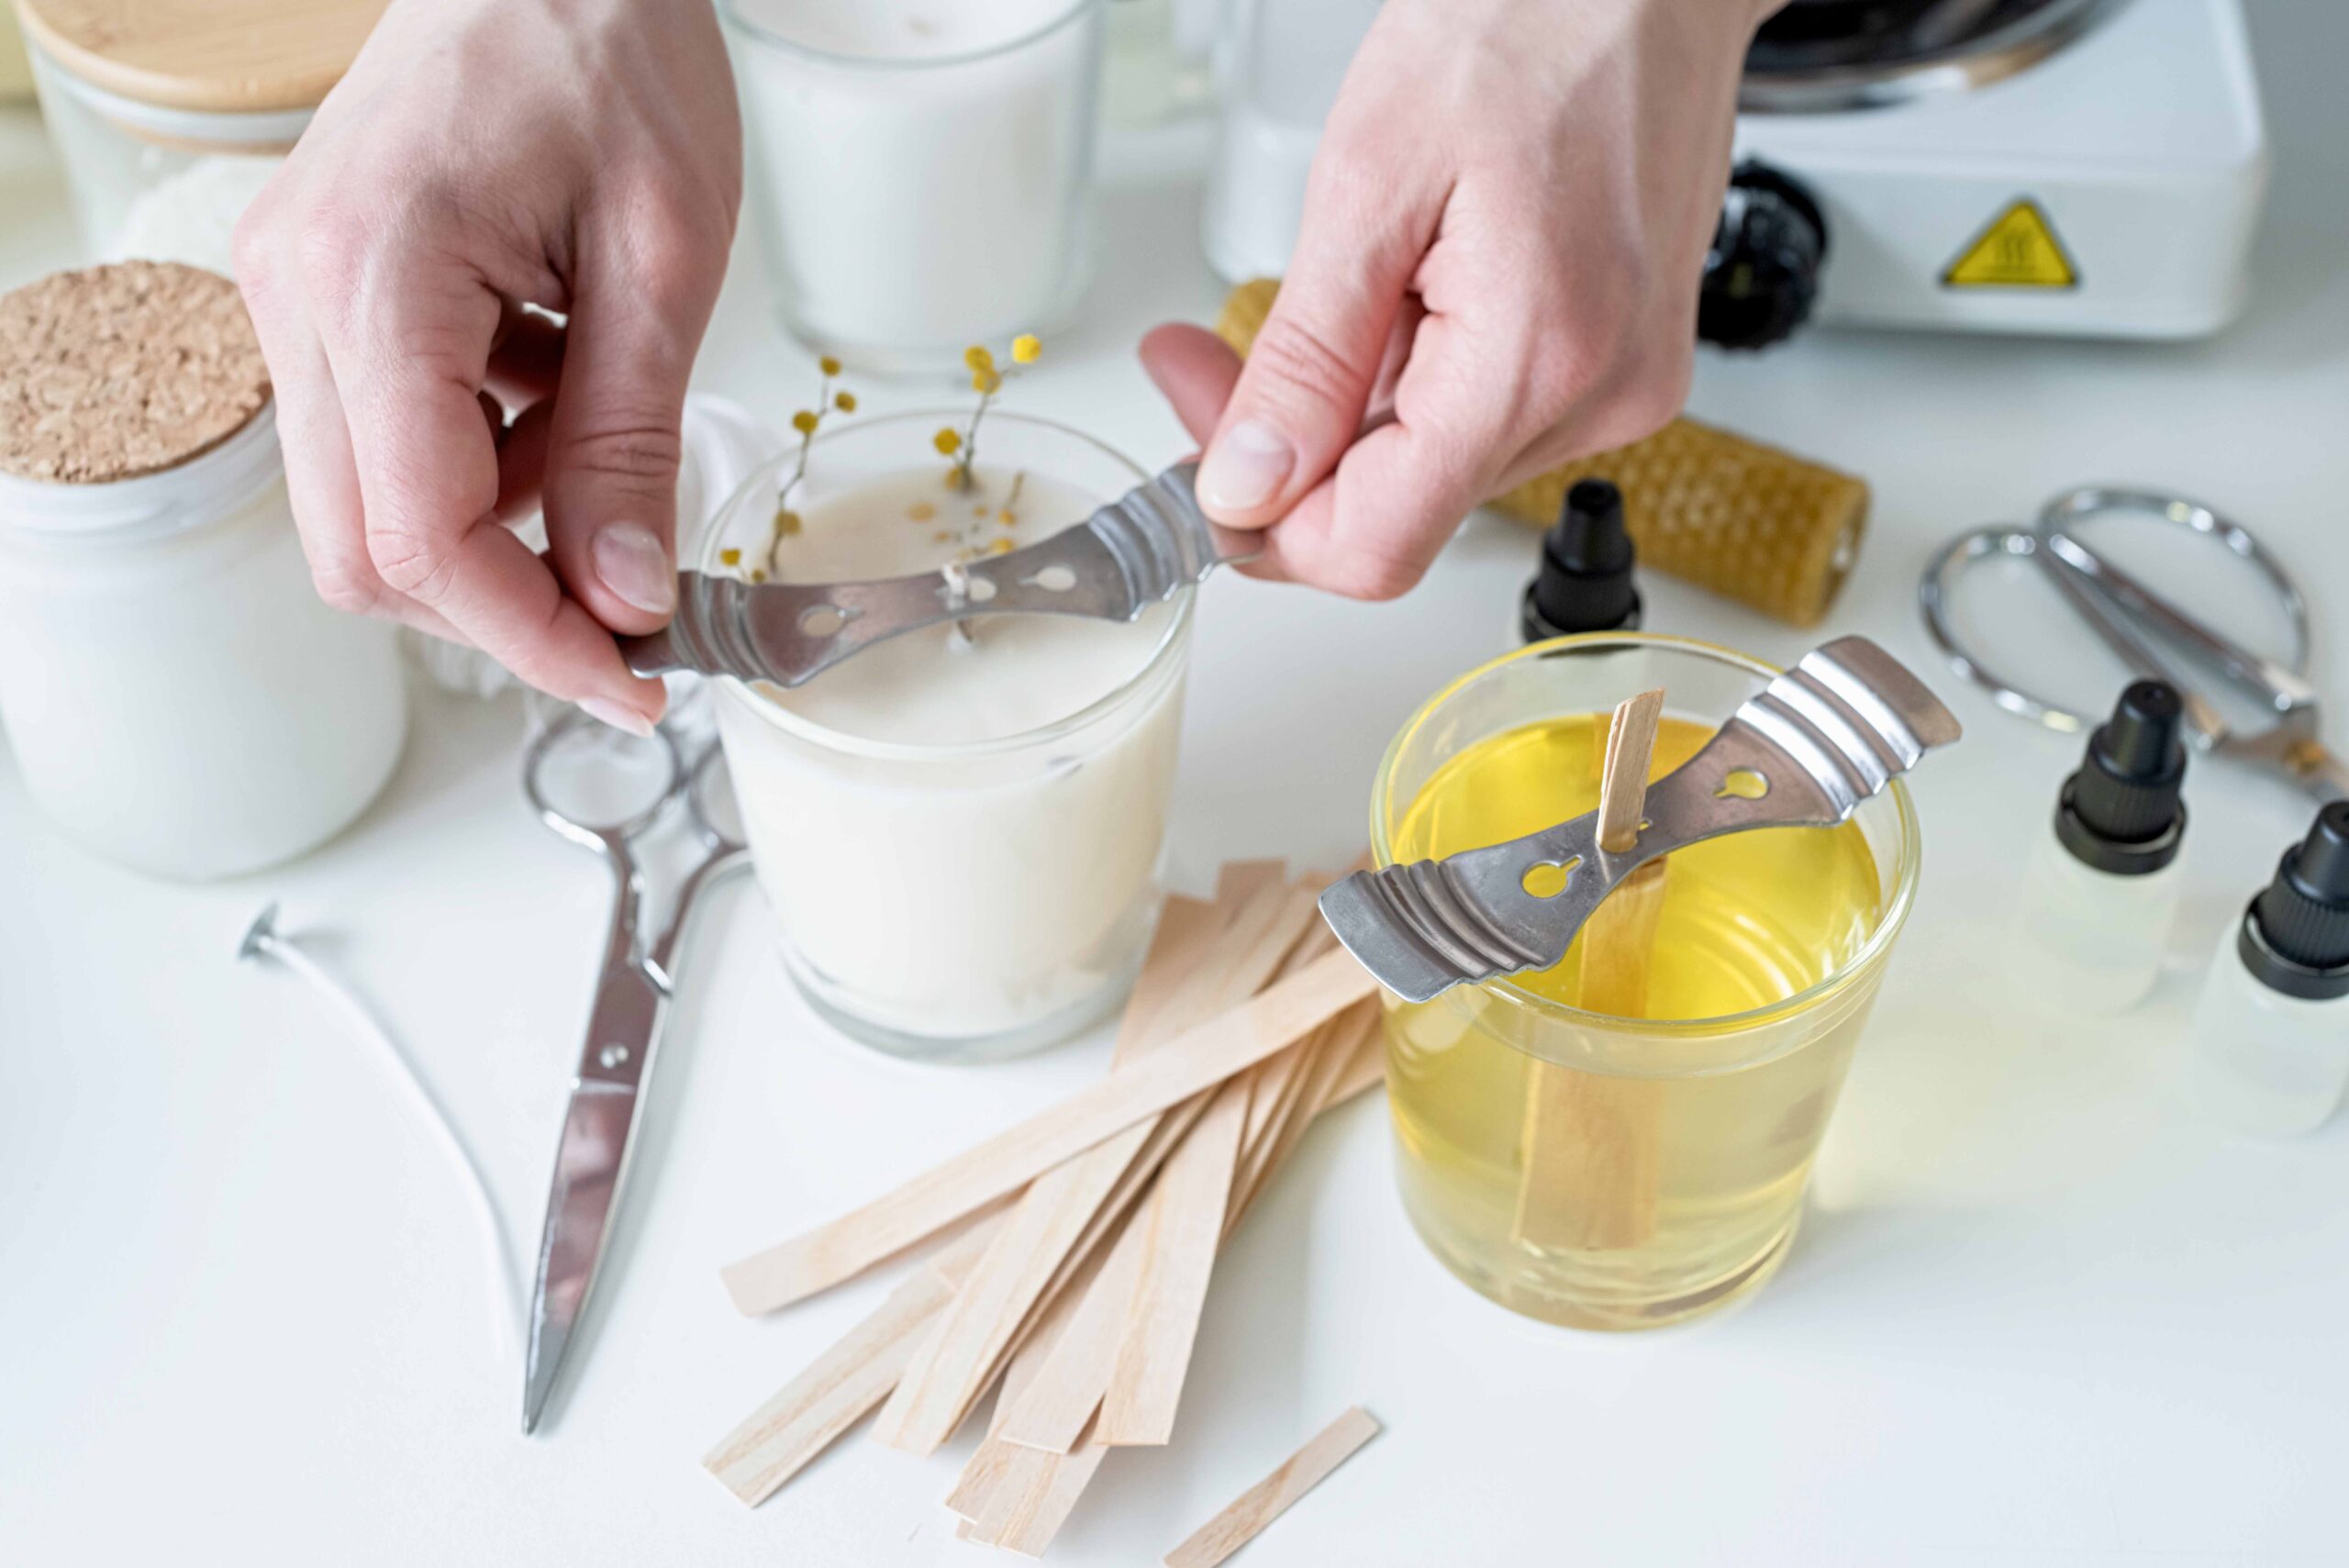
725, 0, 1103, 371
707, 412, 1191, 1062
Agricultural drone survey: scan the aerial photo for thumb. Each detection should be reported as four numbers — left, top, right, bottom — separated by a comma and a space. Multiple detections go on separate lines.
1196, 158, 1432, 529
540, 219, 721, 635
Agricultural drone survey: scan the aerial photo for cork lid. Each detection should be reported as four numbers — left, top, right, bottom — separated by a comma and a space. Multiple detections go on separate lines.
0, 261, 272, 484
17, 0, 387, 114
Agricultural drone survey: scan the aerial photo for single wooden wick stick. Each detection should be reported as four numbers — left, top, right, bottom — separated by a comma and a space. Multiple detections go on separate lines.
1511, 688, 1668, 1253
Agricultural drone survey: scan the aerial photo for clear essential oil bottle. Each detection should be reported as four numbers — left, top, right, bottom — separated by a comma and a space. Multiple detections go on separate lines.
2187, 802, 2349, 1137
2009, 681, 2190, 1014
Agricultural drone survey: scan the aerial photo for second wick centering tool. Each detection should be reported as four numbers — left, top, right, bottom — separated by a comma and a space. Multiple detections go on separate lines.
2009, 680, 2191, 1014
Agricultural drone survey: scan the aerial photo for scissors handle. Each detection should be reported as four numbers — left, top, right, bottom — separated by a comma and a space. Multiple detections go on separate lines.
2286, 738, 2349, 803
2039, 522, 2318, 715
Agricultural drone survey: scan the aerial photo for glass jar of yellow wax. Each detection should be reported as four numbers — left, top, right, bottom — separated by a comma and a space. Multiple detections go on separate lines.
1372, 635, 1921, 1329
704, 410, 1192, 1063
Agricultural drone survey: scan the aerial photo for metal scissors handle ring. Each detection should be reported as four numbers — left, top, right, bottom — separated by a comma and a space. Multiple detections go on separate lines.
2037, 486, 2316, 710
522, 712, 685, 862
645, 744, 752, 986
1919, 524, 2079, 729
1920, 488, 2344, 801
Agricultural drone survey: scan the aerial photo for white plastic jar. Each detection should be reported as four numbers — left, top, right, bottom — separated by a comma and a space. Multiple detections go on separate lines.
0, 262, 407, 880
17, 0, 383, 272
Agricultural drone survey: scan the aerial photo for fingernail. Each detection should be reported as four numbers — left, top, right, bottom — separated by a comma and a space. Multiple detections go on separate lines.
578, 696, 656, 739
593, 523, 675, 615
1197, 419, 1295, 513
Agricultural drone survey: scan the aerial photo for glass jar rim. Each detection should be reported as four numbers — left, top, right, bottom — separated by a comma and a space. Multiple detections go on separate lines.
0, 401, 283, 546
1369, 630, 1924, 1037
27, 39, 319, 145
719, 0, 1098, 73
701, 407, 1195, 762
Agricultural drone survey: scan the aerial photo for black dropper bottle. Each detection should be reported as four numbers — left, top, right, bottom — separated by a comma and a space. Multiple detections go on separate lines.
2237, 802, 2349, 1001
2009, 679, 2191, 1014
1521, 479, 1642, 643
2053, 679, 2189, 874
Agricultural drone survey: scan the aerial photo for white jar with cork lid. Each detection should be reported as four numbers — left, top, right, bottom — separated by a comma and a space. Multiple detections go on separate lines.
0, 261, 407, 879
16, 0, 384, 272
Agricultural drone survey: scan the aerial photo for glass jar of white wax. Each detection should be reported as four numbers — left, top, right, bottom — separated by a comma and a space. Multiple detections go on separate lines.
704, 410, 1193, 1062
16, 0, 382, 272
0, 262, 407, 880
722, 0, 1105, 374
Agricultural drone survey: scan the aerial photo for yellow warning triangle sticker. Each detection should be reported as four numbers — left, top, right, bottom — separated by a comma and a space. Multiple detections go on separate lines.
1942, 199, 2077, 289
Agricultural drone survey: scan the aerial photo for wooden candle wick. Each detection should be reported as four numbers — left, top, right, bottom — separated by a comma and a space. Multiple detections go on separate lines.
1511, 688, 1667, 1253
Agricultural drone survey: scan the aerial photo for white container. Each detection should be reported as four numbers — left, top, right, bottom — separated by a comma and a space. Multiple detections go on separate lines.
16, 0, 379, 271
703, 411, 1190, 1062
2185, 929, 2348, 1139
724, 0, 1104, 373
2184, 806, 2349, 1137
2008, 820, 2184, 1014
0, 263, 407, 880
1201, 0, 1382, 284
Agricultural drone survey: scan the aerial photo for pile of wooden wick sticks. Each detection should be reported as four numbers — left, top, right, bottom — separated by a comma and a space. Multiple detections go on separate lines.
707, 861, 1387, 1558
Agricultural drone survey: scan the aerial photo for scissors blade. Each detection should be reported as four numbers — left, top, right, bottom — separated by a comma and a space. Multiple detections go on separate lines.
522, 960, 667, 1434
2034, 539, 2232, 745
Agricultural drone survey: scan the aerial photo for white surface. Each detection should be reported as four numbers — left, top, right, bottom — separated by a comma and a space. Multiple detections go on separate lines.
6, 2, 2349, 1559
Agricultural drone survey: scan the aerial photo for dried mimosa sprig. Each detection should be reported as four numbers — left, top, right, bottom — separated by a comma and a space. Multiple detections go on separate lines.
934, 334, 1040, 494
740, 355, 857, 579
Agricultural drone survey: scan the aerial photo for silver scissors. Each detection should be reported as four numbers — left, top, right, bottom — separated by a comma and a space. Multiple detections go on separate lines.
1920, 486, 2347, 802
519, 710, 750, 1433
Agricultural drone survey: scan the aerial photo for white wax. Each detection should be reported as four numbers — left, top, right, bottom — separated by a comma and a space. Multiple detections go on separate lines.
757, 465, 1166, 746
109, 154, 283, 277
715, 461, 1188, 1051
729, 0, 1099, 358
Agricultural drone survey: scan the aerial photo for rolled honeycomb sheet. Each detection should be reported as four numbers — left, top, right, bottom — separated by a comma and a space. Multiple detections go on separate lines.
1214, 277, 1866, 628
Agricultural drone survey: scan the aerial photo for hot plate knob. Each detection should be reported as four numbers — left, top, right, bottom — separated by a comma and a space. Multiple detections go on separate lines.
1698, 161, 1828, 351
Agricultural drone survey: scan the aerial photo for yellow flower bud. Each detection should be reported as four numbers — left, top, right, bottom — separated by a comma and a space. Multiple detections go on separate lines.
934, 427, 963, 455
834, 391, 857, 413
963, 345, 995, 373
989, 537, 1015, 555
791, 410, 818, 435
776, 509, 802, 536
718, 548, 741, 566
1010, 334, 1041, 365
818, 355, 842, 377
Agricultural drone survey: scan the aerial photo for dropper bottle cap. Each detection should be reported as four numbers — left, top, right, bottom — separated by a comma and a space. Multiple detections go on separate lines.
1521, 479, 1642, 643
2054, 679, 2188, 874
2239, 801, 2349, 1000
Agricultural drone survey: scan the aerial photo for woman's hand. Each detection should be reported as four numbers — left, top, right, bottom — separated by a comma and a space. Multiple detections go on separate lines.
1145, 0, 1775, 600
234, 0, 740, 732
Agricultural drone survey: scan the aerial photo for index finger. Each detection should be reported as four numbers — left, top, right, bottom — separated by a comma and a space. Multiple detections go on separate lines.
318, 258, 662, 725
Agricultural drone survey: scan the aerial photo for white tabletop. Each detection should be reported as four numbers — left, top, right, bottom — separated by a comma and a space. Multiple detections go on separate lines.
5, 9, 2347, 1562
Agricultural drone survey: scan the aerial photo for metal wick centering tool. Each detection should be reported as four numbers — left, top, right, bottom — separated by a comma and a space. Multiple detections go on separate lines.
1321, 636, 1962, 1003
618, 462, 1259, 688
